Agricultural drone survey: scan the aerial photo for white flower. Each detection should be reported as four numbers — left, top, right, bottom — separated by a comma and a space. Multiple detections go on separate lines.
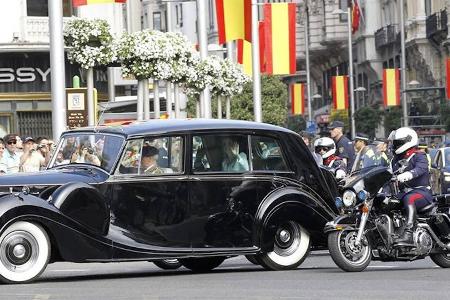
64, 18, 116, 69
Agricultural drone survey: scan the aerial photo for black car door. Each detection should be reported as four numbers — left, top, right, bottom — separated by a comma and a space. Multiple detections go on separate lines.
108, 135, 190, 257
188, 133, 261, 249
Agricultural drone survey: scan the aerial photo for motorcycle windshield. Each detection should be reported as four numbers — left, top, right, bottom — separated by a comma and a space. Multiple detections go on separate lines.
344, 166, 392, 195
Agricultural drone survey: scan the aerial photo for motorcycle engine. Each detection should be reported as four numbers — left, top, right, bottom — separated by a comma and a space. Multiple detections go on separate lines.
414, 228, 433, 255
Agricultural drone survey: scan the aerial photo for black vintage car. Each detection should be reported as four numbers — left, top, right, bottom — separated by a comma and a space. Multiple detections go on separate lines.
0, 119, 339, 283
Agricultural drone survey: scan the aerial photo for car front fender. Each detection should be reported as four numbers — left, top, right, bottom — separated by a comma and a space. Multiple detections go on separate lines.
253, 187, 336, 251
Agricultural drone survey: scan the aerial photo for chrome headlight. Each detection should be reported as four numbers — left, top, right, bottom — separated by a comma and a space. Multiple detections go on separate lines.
342, 190, 357, 207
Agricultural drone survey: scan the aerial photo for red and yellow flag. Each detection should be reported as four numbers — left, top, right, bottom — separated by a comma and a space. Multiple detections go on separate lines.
332, 75, 349, 110
351, 0, 360, 34
216, 0, 251, 45
383, 68, 400, 107
291, 83, 304, 115
73, 0, 126, 6
446, 58, 450, 100
264, 3, 296, 75
236, 21, 266, 76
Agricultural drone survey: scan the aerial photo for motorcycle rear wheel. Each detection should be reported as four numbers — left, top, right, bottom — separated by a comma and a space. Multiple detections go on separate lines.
328, 230, 371, 272
430, 253, 450, 268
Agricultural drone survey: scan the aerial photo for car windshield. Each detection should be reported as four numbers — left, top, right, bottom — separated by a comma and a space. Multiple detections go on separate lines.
445, 148, 450, 166
48, 133, 124, 173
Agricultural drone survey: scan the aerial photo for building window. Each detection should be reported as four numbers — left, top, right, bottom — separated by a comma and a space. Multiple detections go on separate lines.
424, 0, 431, 16
153, 12, 162, 30
176, 4, 183, 27
27, 0, 72, 17
339, 0, 349, 22
208, 0, 215, 30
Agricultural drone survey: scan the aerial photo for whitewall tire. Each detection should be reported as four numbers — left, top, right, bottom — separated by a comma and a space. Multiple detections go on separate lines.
0, 221, 50, 283
257, 221, 310, 270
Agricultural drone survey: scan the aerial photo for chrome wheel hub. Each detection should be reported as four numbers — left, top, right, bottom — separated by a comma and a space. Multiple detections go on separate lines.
279, 230, 291, 243
0, 231, 38, 272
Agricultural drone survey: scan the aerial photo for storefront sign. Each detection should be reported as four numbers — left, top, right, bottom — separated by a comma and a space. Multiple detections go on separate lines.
0, 67, 51, 83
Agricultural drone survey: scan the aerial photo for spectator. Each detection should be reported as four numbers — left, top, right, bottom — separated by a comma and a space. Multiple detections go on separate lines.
328, 121, 355, 173
0, 139, 4, 159
0, 134, 21, 174
16, 136, 23, 155
19, 137, 45, 173
71, 141, 101, 166
36, 137, 52, 169
62, 136, 77, 160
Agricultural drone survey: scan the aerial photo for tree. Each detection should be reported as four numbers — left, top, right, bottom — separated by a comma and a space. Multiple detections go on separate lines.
186, 75, 288, 126
286, 115, 306, 133
383, 106, 402, 136
354, 106, 382, 137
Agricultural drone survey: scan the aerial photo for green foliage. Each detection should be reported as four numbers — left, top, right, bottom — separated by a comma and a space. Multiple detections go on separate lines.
286, 115, 306, 133
441, 103, 450, 132
186, 75, 288, 126
354, 106, 382, 137
330, 110, 349, 129
383, 106, 402, 134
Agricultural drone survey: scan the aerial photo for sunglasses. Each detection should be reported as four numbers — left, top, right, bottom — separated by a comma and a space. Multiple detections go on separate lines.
315, 146, 330, 152
7, 141, 17, 145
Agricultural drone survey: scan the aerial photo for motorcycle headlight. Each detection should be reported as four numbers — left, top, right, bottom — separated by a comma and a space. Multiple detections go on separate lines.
343, 190, 357, 207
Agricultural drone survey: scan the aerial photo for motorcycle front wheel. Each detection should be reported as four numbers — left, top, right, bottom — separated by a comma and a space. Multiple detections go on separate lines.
328, 230, 371, 272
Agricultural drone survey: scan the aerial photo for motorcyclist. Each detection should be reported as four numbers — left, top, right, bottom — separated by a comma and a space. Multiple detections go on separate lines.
314, 137, 346, 180
390, 127, 433, 247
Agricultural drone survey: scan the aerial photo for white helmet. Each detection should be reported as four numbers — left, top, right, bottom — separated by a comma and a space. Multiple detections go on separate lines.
314, 137, 336, 159
392, 127, 418, 155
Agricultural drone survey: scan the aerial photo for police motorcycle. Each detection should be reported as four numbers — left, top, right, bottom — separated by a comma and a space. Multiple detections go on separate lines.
325, 165, 450, 272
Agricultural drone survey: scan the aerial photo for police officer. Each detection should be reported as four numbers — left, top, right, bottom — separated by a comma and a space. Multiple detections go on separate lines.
328, 121, 355, 173
391, 127, 433, 247
417, 139, 431, 171
373, 139, 390, 167
351, 133, 377, 172
314, 137, 346, 179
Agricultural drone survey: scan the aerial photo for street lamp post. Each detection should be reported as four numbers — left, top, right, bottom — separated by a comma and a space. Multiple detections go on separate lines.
400, 0, 408, 127
332, 7, 356, 140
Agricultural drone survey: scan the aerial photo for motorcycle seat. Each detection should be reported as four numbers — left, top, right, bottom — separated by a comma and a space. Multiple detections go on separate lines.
417, 203, 436, 215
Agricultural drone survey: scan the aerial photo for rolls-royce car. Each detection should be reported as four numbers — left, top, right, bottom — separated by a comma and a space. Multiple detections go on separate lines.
0, 119, 339, 283
431, 147, 450, 195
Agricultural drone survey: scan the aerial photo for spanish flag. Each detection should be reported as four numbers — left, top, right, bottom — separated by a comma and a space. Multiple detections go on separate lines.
264, 3, 296, 75
216, 0, 252, 45
73, 0, 126, 6
236, 22, 266, 76
446, 58, 450, 100
383, 68, 400, 107
332, 76, 349, 110
291, 83, 304, 115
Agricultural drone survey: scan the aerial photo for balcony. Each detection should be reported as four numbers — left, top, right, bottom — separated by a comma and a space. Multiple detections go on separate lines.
374, 24, 399, 49
426, 9, 448, 45
24, 17, 73, 44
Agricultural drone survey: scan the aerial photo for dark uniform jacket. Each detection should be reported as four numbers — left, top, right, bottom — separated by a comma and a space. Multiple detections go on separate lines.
391, 148, 431, 190
335, 135, 355, 173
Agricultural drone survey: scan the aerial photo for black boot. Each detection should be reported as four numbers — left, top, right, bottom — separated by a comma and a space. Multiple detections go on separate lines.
394, 204, 416, 247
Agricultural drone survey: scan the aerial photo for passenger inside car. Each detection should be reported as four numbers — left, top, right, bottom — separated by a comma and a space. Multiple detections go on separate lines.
141, 146, 163, 175
221, 137, 249, 172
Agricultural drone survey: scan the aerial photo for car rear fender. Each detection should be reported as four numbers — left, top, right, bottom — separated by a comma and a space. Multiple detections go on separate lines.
49, 182, 109, 236
253, 187, 334, 252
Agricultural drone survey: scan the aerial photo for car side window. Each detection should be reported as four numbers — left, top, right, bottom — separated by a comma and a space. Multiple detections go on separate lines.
251, 136, 288, 171
115, 136, 183, 175
192, 134, 249, 173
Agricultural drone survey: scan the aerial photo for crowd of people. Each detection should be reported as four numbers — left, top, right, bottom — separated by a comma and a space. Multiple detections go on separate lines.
0, 134, 55, 174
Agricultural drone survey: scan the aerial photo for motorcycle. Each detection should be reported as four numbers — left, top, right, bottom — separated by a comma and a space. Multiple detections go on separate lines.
325, 166, 450, 272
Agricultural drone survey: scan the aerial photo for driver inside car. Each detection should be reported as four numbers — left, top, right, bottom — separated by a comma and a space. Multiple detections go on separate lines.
390, 127, 433, 247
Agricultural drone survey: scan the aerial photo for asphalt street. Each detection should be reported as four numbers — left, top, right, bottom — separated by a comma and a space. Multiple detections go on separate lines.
1, 252, 449, 300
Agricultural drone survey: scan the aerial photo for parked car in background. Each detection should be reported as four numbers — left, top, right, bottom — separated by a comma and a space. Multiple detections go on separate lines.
430, 147, 450, 195
0, 119, 339, 283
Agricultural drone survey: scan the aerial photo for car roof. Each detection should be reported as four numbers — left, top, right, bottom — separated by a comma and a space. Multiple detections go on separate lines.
65, 119, 295, 138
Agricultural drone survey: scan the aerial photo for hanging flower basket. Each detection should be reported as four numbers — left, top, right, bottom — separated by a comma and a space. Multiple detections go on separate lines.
64, 18, 117, 69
